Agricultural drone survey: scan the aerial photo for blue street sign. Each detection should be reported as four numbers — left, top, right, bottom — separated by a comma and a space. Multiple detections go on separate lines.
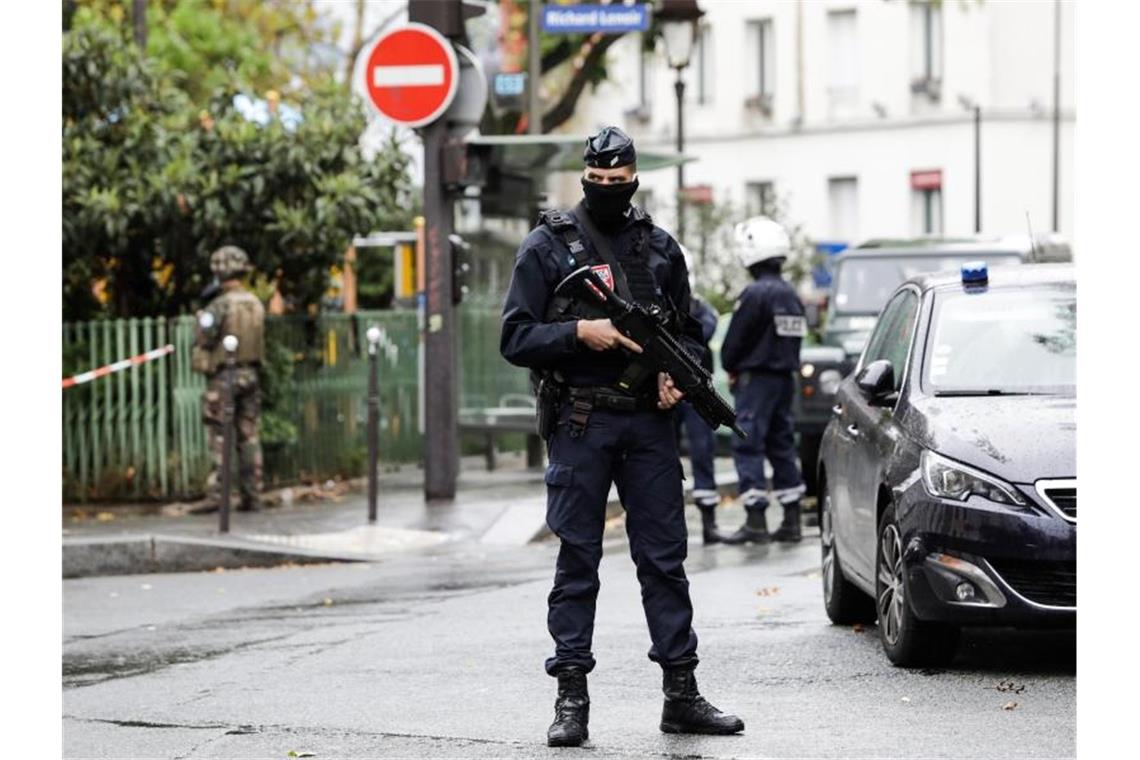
494, 73, 527, 97
541, 3, 651, 34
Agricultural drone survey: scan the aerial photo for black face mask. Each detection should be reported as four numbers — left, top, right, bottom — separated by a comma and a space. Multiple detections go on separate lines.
581, 177, 639, 229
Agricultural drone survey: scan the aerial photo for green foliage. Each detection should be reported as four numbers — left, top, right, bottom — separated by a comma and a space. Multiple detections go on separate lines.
672, 192, 822, 315
62, 8, 414, 320
258, 338, 298, 446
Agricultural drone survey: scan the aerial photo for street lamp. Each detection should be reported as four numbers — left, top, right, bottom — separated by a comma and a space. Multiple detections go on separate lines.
658, 0, 705, 244
958, 94, 981, 233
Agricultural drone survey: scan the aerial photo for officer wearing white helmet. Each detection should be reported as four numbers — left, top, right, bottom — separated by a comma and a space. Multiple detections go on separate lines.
720, 217, 807, 544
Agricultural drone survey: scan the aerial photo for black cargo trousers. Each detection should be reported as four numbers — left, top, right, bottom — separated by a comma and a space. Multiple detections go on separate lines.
543, 404, 700, 676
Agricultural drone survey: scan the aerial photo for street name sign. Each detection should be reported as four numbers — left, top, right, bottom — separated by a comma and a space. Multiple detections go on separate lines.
541, 3, 651, 34
362, 23, 459, 128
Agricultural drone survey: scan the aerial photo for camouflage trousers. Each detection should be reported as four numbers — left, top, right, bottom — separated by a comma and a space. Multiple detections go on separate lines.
202, 366, 263, 508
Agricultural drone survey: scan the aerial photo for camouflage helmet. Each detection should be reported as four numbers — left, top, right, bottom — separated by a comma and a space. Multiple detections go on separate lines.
210, 245, 252, 279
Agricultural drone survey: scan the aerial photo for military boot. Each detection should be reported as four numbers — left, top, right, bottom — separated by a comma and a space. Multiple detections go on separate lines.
660, 667, 745, 735
772, 500, 803, 543
696, 496, 729, 545
547, 667, 589, 747
721, 503, 770, 545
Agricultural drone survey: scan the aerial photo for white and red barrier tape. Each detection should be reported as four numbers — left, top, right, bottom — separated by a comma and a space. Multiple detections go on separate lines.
62, 344, 174, 389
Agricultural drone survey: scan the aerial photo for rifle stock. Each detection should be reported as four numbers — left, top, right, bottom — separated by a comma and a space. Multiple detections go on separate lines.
555, 266, 747, 438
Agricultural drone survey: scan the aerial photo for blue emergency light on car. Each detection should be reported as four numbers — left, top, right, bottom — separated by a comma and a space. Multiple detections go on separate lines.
961, 261, 988, 286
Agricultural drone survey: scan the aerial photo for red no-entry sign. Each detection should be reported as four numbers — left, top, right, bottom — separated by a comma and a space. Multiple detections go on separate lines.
362, 23, 459, 128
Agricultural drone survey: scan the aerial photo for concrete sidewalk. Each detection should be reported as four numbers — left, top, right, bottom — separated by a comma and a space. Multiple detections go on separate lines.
63, 453, 747, 577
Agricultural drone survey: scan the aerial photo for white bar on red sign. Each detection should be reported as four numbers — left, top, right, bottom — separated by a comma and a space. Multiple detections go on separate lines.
373, 65, 446, 88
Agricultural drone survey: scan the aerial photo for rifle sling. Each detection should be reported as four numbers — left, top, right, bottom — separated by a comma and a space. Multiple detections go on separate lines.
570, 202, 636, 303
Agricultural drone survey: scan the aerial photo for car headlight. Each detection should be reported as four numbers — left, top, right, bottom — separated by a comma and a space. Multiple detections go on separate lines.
921, 450, 1026, 506
801, 363, 815, 379
818, 369, 842, 395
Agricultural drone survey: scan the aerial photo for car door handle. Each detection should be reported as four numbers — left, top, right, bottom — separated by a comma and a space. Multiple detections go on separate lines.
846, 424, 860, 438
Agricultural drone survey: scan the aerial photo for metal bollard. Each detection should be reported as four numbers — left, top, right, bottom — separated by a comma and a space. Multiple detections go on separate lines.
366, 326, 381, 523
219, 334, 238, 534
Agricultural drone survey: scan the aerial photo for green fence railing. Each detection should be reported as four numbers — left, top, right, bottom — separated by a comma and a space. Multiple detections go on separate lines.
62, 303, 526, 502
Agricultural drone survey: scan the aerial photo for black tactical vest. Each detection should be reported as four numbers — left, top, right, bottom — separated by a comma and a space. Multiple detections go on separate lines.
539, 205, 670, 324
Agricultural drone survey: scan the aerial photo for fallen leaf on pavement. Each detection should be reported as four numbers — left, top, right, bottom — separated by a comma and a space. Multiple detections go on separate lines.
852, 623, 865, 633
996, 679, 1026, 694
322, 598, 333, 606
756, 586, 780, 597
1002, 701, 1018, 711
96, 512, 115, 522
287, 752, 316, 758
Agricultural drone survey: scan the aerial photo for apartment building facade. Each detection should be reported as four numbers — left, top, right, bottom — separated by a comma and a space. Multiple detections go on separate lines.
559, 0, 1075, 248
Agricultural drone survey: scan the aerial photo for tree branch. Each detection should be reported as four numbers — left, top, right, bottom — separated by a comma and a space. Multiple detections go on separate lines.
541, 33, 626, 134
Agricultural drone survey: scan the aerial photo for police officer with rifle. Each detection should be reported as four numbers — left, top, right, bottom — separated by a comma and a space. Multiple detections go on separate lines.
501, 126, 744, 748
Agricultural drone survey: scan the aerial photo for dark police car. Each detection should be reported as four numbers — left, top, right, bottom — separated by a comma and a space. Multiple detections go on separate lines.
817, 262, 1075, 667
796, 236, 1071, 497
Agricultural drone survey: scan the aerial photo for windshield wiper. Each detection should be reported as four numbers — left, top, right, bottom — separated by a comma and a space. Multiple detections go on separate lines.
934, 390, 1041, 397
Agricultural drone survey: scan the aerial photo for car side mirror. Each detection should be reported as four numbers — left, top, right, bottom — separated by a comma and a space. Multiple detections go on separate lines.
804, 302, 821, 330
856, 359, 896, 404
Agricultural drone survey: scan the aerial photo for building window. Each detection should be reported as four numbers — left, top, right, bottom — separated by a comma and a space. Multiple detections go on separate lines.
695, 24, 714, 105
745, 19, 775, 113
828, 176, 859, 243
746, 181, 776, 217
910, 169, 944, 234
910, 1, 943, 99
827, 9, 859, 119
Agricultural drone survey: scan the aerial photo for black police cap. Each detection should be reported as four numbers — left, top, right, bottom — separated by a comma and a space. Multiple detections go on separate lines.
584, 126, 637, 169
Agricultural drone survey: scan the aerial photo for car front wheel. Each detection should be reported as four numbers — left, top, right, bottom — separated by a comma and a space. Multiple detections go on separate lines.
876, 504, 960, 667
821, 480, 875, 625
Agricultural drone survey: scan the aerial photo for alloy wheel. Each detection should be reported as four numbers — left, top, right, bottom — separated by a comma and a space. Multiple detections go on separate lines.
877, 523, 905, 646
821, 491, 836, 605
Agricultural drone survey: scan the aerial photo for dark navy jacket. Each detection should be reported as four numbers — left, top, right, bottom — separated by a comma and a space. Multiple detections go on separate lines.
690, 295, 719, 373
500, 208, 705, 389
721, 271, 806, 374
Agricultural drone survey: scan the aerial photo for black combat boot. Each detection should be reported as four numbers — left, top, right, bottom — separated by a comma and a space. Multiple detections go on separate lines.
696, 497, 728, 545
721, 504, 770, 545
547, 667, 589, 747
772, 501, 803, 543
660, 667, 745, 735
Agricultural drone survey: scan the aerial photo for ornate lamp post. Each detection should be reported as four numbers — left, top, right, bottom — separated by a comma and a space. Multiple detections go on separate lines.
658, 0, 704, 244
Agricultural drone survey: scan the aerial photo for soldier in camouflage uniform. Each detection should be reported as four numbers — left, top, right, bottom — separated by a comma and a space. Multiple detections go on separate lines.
193, 246, 266, 511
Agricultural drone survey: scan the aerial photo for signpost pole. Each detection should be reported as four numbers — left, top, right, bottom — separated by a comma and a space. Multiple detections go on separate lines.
366, 327, 381, 523
422, 118, 459, 500
219, 336, 238, 534
528, 0, 541, 134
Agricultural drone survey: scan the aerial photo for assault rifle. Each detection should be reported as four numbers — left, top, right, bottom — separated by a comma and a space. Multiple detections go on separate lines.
554, 265, 746, 438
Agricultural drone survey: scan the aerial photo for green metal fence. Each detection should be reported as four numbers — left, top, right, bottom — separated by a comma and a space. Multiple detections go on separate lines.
62, 303, 526, 502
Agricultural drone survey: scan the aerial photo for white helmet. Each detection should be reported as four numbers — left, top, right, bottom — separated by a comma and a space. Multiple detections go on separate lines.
733, 216, 791, 268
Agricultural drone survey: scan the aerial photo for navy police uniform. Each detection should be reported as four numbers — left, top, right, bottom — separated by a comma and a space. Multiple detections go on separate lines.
678, 296, 719, 501
721, 269, 807, 522
504, 127, 744, 748
501, 204, 706, 675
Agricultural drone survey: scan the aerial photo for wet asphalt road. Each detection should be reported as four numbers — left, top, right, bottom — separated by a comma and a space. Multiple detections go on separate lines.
63, 514, 1075, 759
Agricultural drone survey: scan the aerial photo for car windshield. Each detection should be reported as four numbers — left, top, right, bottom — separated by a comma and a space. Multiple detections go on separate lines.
924, 283, 1075, 395
832, 254, 1022, 314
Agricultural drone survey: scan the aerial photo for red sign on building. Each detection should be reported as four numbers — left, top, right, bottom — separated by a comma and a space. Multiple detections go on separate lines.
910, 169, 943, 190
362, 23, 459, 128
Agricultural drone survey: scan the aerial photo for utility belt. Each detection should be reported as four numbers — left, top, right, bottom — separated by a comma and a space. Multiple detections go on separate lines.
536, 374, 658, 441
208, 360, 261, 378
736, 368, 794, 385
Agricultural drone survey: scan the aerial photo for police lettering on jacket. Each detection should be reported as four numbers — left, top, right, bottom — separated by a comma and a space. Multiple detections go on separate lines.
720, 271, 806, 374
500, 207, 705, 389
